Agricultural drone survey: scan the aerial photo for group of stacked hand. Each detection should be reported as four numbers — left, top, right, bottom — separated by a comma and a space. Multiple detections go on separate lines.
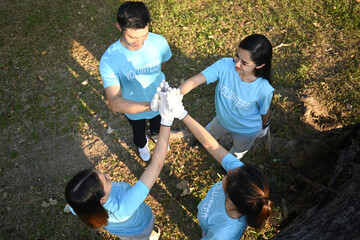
150, 80, 188, 127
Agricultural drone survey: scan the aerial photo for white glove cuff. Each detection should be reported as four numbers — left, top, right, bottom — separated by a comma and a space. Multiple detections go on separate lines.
178, 110, 188, 120
161, 118, 173, 127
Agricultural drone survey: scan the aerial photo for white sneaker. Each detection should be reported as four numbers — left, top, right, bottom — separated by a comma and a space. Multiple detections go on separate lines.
149, 225, 161, 240
147, 130, 170, 152
139, 140, 151, 161
147, 129, 158, 143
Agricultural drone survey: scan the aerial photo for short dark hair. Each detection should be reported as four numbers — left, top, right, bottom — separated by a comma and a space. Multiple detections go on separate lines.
117, 1, 151, 30
239, 34, 273, 84
225, 165, 273, 229
65, 169, 109, 229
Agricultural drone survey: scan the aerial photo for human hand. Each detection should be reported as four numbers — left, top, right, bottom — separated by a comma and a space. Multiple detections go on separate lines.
158, 91, 174, 126
258, 126, 269, 138
150, 87, 161, 112
166, 88, 188, 120
159, 80, 170, 92
151, 80, 171, 112
166, 87, 182, 110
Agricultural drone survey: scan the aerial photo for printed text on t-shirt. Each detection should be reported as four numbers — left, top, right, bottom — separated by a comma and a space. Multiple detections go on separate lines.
200, 182, 222, 219
219, 83, 250, 108
125, 60, 161, 80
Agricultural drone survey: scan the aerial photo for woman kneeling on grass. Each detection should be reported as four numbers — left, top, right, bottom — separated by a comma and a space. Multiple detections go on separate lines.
64, 85, 175, 240
179, 34, 275, 160
166, 88, 274, 239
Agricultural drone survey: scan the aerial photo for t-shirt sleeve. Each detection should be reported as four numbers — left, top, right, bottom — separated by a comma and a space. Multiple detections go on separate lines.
99, 57, 119, 89
155, 34, 172, 63
201, 59, 224, 84
257, 81, 274, 115
221, 153, 245, 172
69, 205, 76, 216
110, 181, 150, 222
161, 37, 172, 63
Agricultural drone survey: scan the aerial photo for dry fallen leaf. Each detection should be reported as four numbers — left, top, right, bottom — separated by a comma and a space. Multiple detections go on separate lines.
107, 126, 114, 134
64, 204, 71, 213
49, 198, 58, 205
41, 201, 50, 208
176, 180, 191, 196
176, 180, 188, 190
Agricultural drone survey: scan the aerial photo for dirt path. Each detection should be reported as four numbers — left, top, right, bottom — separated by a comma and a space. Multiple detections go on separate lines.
0, 134, 107, 239
0, 129, 192, 239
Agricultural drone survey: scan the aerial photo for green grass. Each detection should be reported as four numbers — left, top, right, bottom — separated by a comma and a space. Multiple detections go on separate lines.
0, 0, 359, 239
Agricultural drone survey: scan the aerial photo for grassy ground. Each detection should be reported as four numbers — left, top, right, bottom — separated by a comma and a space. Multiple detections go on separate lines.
0, 0, 359, 239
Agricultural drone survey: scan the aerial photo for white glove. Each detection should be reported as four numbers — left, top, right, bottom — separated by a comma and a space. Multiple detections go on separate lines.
159, 91, 174, 126
257, 126, 269, 138
166, 88, 188, 120
173, 101, 188, 120
151, 80, 170, 112
159, 80, 170, 92
166, 88, 183, 110
150, 87, 161, 112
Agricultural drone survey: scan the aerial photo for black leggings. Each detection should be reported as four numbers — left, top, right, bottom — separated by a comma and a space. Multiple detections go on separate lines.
126, 114, 161, 148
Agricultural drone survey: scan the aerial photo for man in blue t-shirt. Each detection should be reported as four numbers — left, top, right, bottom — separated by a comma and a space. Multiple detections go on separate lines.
99, 1, 172, 161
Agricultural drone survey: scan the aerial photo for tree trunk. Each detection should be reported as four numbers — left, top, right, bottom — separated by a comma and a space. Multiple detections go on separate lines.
271, 123, 360, 240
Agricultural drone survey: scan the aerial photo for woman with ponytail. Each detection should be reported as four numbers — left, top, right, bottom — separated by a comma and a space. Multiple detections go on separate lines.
185, 114, 273, 239
163, 88, 273, 239
224, 165, 273, 230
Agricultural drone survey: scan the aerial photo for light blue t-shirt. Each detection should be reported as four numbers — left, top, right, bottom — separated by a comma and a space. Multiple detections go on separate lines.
197, 153, 246, 240
70, 181, 152, 236
202, 58, 274, 136
99, 32, 172, 120
103, 181, 152, 235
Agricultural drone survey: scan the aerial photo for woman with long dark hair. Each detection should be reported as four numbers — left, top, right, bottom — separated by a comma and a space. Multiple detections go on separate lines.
179, 34, 274, 160
65, 83, 175, 240
165, 88, 273, 239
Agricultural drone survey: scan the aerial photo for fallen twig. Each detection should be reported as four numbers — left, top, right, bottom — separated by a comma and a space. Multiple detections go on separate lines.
273, 43, 290, 50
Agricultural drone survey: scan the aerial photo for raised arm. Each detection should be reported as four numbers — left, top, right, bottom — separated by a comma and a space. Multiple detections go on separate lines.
179, 73, 207, 96
182, 114, 228, 165
105, 85, 151, 114
139, 125, 170, 190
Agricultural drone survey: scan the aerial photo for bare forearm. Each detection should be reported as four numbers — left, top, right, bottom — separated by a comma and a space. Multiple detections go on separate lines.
139, 126, 170, 190
105, 85, 152, 114
108, 97, 151, 114
182, 115, 227, 164
179, 73, 206, 96
151, 126, 170, 167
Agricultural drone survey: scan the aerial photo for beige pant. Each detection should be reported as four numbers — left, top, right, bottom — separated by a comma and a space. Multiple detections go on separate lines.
206, 115, 258, 159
